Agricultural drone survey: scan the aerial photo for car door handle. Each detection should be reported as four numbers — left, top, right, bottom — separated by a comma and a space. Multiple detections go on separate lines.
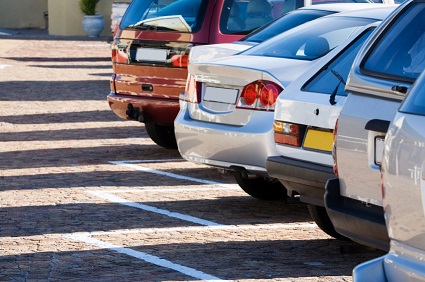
365, 119, 390, 133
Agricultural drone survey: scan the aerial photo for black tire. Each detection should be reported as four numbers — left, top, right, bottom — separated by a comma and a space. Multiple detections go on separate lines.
233, 171, 287, 200
307, 204, 348, 240
145, 122, 178, 149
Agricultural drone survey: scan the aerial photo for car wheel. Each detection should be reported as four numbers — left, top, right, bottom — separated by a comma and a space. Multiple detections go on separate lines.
233, 171, 287, 200
145, 122, 178, 149
307, 204, 348, 240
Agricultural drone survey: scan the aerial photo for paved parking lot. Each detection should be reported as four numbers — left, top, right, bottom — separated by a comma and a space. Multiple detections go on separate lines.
0, 37, 385, 281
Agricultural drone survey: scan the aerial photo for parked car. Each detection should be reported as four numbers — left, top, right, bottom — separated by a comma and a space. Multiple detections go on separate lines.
325, 0, 425, 250
189, 3, 381, 64
108, 0, 308, 149
174, 6, 395, 204
353, 70, 425, 281
107, 0, 390, 149
265, 18, 394, 238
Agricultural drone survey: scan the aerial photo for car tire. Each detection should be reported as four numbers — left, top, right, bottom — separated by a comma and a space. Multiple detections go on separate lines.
307, 204, 348, 240
145, 122, 178, 149
233, 171, 287, 200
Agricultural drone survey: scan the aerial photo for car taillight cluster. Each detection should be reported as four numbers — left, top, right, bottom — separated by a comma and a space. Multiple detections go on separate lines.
273, 121, 306, 147
171, 54, 189, 68
183, 75, 202, 103
111, 42, 128, 64
237, 80, 283, 111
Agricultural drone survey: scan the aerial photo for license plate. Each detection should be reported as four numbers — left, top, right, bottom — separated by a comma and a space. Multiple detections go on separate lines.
203, 86, 239, 104
375, 136, 385, 165
303, 128, 333, 152
135, 48, 167, 62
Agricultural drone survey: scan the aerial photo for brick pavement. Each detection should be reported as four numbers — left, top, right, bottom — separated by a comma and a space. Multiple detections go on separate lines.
0, 35, 385, 281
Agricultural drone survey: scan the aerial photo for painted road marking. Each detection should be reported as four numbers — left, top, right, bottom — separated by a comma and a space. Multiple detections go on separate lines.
110, 160, 232, 187
87, 190, 222, 226
0, 64, 11, 69
67, 234, 223, 281
97, 187, 240, 193
73, 223, 318, 236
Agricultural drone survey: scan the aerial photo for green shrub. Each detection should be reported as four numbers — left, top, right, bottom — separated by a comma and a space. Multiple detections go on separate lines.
80, 0, 100, 15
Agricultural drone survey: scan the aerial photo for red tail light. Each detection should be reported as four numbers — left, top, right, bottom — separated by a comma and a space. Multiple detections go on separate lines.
273, 121, 303, 147
332, 118, 339, 176
171, 55, 189, 67
237, 80, 283, 111
111, 42, 127, 64
183, 75, 202, 103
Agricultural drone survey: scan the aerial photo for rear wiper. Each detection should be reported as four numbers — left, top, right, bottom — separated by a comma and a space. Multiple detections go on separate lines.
329, 69, 346, 105
128, 23, 178, 32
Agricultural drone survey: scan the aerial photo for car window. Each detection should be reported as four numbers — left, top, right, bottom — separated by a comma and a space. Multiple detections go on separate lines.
241, 9, 335, 43
220, 0, 294, 35
120, 0, 208, 32
362, 2, 425, 82
242, 17, 374, 60
303, 29, 373, 96
399, 71, 425, 115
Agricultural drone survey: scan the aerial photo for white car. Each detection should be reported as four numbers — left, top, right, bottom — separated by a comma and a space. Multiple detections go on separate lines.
353, 70, 425, 281
174, 6, 395, 204
265, 20, 387, 238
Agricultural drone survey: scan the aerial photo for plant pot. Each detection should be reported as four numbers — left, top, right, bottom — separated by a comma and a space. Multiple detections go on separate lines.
82, 14, 104, 37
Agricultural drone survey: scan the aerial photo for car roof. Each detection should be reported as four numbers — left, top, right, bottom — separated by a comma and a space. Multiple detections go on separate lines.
299, 3, 393, 13
325, 4, 399, 20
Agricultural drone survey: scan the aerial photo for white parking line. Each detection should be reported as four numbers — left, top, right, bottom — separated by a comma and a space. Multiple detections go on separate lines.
68, 234, 223, 281
109, 160, 231, 187
74, 223, 318, 236
87, 190, 222, 226
99, 187, 240, 193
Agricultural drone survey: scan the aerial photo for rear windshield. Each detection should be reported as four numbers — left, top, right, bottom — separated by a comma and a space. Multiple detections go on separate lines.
120, 0, 208, 32
362, 2, 425, 82
242, 16, 375, 61
242, 9, 335, 43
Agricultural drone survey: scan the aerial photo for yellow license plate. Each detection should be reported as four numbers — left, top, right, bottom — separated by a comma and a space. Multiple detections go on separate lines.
303, 128, 333, 152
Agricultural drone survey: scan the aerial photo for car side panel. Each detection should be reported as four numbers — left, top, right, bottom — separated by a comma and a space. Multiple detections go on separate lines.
337, 93, 401, 206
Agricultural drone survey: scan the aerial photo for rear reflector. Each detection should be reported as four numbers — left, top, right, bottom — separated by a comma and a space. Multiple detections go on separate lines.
274, 133, 300, 147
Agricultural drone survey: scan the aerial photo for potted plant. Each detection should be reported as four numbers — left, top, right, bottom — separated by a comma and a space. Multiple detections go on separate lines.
80, 0, 104, 37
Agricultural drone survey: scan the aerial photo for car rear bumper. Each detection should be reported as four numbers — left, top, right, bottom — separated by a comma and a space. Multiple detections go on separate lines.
325, 178, 390, 251
107, 92, 179, 125
174, 107, 277, 175
266, 156, 334, 206
352, 256, 387, 282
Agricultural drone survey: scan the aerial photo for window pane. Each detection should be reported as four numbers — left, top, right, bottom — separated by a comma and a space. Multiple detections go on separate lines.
304, 30, 373, 96
362, 3, 425, 81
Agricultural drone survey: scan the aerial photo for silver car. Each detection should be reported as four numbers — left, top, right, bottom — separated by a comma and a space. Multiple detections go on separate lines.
353, 70, 425, 281
325, 0, 425, 250
175, 6, 396, 201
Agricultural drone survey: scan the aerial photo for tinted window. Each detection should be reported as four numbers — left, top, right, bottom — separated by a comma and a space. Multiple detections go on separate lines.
399, 71, 425, 115
304, 29, 373, 96
243, 17, 374, 60
242, 9, 334, 43
220, 0, 293, 35
362, 2, 425, 82
120, 0, 208, 32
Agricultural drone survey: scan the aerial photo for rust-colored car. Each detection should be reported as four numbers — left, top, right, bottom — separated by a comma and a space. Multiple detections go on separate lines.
108, 0, 305, 148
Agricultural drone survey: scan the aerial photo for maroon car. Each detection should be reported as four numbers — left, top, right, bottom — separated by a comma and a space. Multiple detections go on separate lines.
108, 0, 294, 148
